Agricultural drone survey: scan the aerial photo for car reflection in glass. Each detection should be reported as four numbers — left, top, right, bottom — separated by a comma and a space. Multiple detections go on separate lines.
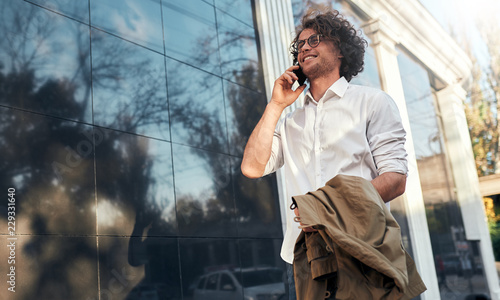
193, 267, 285, 300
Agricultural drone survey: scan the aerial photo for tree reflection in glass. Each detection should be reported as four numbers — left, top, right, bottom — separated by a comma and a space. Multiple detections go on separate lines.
0, 0, 282, 299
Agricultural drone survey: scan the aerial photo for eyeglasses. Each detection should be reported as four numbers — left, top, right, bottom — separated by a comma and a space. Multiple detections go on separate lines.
295, 34, 324, 52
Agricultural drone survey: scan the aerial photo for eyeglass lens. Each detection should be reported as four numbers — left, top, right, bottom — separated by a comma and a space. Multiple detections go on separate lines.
296, 34, 321, 52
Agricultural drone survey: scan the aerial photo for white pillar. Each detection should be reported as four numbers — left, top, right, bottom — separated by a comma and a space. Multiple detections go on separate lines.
364, 19, 441, 300
436, 84, 500, 300
254, 0, 295, 102
254, 0, 296, 234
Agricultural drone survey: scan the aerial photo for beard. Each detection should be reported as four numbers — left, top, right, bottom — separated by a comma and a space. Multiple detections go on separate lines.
303, 56, 340, 80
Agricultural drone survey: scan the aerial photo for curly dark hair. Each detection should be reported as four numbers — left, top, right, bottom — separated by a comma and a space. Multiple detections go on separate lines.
290, 9, 367, 82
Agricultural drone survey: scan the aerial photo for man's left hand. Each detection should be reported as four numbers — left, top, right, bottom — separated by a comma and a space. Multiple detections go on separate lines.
294, 207, 317, 232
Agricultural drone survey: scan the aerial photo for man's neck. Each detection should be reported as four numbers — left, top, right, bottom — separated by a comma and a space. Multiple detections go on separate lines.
309, 73, 341, 101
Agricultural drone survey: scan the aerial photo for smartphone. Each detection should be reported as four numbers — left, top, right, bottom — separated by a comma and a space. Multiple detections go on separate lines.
293, 65, 307, 86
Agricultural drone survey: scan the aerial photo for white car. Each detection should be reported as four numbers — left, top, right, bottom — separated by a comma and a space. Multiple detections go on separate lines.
193, 267, 286, 300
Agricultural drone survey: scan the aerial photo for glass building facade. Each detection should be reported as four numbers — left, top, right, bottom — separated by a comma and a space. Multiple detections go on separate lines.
0, 0, 285, 299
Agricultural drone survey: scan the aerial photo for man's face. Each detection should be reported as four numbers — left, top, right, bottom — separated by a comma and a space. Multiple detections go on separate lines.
297, 28, 342, 81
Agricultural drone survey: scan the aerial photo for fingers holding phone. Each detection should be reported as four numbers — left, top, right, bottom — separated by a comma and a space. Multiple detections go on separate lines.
271, 65, 307, 108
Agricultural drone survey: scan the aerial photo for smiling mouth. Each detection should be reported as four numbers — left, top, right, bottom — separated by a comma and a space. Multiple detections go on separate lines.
302, 55, 316, 63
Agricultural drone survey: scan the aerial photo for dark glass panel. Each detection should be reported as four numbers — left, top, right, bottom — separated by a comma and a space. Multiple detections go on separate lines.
238, 239, 287, 299
25, 0, 90, 24
0, 235, 98, 299
173, 144, 237, 237
89, 0, 164, 54
162, 0, 221, 75
231, 157, 282, 238
167, 59, 228, 153
0, 0, 92, 123
98, 236, 182, 300
216, 9, 264, 91
91, 29, 170, 141
95, 128, 177, 236
223, 80, 267, 157
0, 107, 96, 235
215, 0, 254, 28
179, 238, 241, 300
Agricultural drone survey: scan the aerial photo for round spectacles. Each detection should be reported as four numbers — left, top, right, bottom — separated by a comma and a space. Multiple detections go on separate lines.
295, 34, 324, 52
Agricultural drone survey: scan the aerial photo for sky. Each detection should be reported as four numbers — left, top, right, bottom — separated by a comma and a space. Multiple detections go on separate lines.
418, 0, 500, 67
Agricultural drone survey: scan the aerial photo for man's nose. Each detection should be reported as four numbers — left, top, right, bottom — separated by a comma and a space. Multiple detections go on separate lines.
300, 43, 312, 53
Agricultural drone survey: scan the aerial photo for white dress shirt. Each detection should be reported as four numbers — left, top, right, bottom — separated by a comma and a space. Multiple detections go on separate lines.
264, 77, 408, 264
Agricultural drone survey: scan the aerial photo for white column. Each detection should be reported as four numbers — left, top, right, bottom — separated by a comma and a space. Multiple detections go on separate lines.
254, 0, 295, 101
254, 0, 296, 234
436, 84, 500, 300
363, 19, 441, 300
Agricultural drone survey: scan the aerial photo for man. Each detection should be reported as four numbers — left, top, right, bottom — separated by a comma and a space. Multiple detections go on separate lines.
241, 8, 408, 299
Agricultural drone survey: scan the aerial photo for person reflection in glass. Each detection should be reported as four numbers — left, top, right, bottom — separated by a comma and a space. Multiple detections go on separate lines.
127, 209, 180, 300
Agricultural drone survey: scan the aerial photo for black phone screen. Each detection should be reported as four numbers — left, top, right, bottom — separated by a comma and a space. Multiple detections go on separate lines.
293, 66, 307, 86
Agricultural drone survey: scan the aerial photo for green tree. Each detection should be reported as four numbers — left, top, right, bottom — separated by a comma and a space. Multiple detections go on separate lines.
484, 196, 500, 260
477, 15, 500, 175
464, 56, 498, 176
463, 8, 500, 176
464, 5, 500, 261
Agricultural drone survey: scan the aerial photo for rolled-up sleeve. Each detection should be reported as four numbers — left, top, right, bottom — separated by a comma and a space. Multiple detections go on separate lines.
366, 92, 408, 175
263, 119, 285, 176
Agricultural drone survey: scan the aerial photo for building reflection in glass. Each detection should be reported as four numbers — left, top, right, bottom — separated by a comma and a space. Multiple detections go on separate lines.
0, 0, 284, 299
398, 47, 488, 298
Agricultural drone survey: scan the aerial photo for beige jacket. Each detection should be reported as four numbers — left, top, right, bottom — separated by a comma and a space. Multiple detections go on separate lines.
292, 174, 427, 300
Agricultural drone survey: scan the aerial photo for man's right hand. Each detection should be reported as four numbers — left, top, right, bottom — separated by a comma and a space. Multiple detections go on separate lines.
270, 65, 307, 109
241, 66, 306, 179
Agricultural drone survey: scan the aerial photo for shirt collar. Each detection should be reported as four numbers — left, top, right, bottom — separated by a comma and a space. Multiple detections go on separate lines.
305, 76, 349, 104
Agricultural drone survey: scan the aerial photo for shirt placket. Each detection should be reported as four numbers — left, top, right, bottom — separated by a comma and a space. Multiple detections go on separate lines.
314, 101, 322, 188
